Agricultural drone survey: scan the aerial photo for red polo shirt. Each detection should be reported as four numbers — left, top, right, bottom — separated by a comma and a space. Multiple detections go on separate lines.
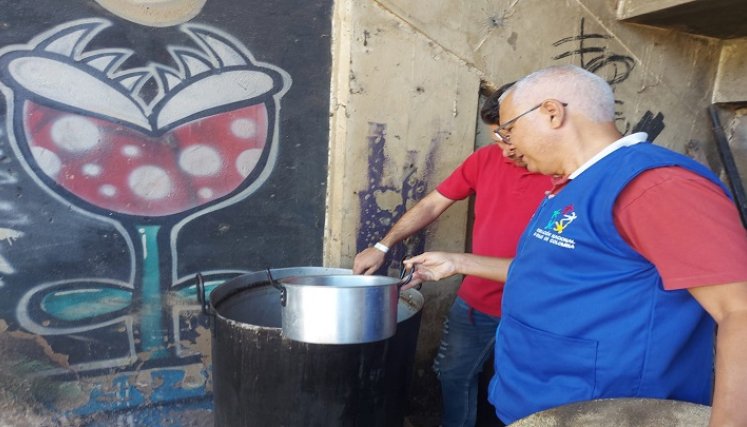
437, 144, 552, 316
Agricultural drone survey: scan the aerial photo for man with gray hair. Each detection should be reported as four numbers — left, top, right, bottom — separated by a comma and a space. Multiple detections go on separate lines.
404, 64, 747, 425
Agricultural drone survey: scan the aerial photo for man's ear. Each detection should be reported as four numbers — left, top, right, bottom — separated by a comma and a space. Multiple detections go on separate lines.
542, 99, 566, 129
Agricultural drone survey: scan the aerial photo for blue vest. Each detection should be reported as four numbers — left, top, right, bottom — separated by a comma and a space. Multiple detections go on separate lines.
489, 143, 727, 423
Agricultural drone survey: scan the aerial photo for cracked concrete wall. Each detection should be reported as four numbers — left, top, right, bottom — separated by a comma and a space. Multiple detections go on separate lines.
374, 0, 723, 153
712, 39, 747, 228
326, 0, 744, 421
714, 39, 747, 103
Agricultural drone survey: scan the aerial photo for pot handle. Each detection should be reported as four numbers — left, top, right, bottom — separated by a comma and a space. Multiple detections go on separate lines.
196, 273, 212, 316
266, 268, 287, 307
398, 256, 421, 290
399, 268, 414, 288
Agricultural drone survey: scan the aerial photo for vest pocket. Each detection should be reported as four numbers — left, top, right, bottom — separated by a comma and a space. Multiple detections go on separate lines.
494, 315, 598, 419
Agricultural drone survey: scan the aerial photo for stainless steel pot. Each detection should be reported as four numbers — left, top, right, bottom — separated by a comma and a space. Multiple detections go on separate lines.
274, 272, 413, 344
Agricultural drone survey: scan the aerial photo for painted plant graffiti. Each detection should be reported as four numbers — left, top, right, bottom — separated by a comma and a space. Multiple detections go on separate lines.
0, 18, 291, 373
553, 18, 665, 140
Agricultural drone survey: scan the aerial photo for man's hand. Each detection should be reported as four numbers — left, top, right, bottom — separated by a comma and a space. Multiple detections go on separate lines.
353, 247, 386, 275
401, 251, 512, 289
401, 251, 460, 288
353, 191, 456, 275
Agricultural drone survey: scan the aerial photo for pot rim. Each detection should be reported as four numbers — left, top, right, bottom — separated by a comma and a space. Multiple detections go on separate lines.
279, 274, 402, 288
210, 267, 352, 308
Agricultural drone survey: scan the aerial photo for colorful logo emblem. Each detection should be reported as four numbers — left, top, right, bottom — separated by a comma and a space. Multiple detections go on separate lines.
543, 204, 577, 234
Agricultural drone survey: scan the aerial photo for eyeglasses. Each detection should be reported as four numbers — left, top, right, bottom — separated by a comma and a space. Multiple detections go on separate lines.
493, 101, 568, 143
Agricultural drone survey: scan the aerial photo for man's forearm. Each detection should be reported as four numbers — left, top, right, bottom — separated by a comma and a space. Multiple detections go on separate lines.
404, 252, 511, 285
709, 309, 747, 427
378, 191, 454, 247
452, 253, 511, 283
355, 191, 455, 275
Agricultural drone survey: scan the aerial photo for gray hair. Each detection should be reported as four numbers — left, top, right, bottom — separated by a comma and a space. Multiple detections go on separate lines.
506, 65, 615, 123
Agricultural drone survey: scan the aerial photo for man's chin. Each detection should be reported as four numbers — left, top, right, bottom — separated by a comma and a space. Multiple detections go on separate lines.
521, 158, 539, 172
509, 157, 528, 168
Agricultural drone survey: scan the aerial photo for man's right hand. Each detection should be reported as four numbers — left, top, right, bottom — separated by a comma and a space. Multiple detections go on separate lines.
352, 191, 455, 276
353, 247, 386, 275
402, 251, 459, 287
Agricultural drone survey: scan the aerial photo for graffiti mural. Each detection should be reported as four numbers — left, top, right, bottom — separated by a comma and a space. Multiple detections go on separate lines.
0, 170, 26, 289
0, 16, 290, 371
0, 0, 332, 418
553, 18, 665, 141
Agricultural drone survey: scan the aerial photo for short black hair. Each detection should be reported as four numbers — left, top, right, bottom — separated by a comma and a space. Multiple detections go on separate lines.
479, 81, 515, 125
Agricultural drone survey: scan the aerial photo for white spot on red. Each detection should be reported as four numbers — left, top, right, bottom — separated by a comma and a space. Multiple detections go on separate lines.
179, 145, 221, 176
31, 146, 61, 177
236, 148, 262, 177
230, 118, 257, 139
122, 145, 141, 157
82, 163, 102, 177
50, 115, 101, 152
128, 166, 171, 200
198, 188, 214, 199
99, 184, 117, 197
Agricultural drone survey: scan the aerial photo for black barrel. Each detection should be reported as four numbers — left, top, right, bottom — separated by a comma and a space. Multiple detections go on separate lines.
207, 267, 424, 427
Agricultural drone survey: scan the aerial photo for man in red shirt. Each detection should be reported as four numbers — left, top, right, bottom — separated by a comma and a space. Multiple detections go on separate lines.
354, 85, 552, 427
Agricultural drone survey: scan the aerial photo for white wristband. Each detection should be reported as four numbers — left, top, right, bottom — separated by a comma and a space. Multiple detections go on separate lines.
373, 242, 389, 254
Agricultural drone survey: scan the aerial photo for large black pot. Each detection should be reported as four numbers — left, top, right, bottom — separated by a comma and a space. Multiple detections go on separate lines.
201, 267, 424, 427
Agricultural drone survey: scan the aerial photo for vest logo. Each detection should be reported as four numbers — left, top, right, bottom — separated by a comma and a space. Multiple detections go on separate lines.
544, 204, 577, 234
532, 204, 576, 249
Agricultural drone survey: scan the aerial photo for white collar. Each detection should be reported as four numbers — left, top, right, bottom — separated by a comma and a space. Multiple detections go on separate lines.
568, 132, 649, 180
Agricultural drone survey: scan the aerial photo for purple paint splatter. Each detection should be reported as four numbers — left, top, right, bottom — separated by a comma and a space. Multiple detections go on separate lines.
356, 122, 438, 275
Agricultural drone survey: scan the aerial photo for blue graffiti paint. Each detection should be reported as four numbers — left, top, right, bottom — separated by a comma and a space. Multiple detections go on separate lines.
74, 375, 146, 416
72, 369, 209, 420
139, 225, 167, 358
150, 369, 208, 401
81, 398, 213, 427
41, 287, 131, 321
